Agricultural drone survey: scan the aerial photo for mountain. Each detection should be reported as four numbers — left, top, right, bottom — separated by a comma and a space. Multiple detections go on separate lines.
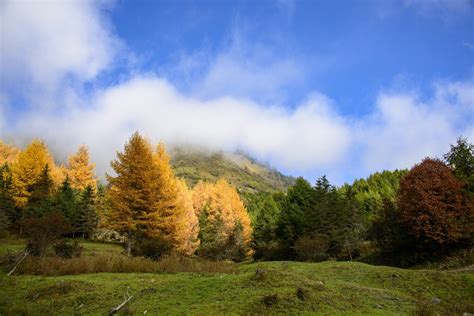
168, 146, 295, 193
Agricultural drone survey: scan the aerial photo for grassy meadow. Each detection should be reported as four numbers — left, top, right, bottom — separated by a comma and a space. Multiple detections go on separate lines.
1, 239, 473, 315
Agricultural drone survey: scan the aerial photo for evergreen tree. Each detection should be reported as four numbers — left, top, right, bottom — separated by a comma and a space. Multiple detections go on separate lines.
444, 137, 474, 194
76, 185, 98, 238
276, 177, 314, 258
251, 193, 281, 259
0, 164, 15, 230
54, 176, 78, 233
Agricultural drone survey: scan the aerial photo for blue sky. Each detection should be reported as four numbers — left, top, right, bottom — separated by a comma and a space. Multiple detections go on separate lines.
1, 0, 473, 185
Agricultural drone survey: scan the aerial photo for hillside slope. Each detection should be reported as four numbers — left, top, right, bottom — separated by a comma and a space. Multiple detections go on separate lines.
169, 147, 294, 193
1, 260, 472, 315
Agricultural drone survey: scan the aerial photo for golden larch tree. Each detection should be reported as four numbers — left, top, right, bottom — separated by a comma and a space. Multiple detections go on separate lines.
11, 139, 57, 207
68, 145, 97, 190
107, 132, 158, 254
174, 179, 200, 255
0, 140, 20, 165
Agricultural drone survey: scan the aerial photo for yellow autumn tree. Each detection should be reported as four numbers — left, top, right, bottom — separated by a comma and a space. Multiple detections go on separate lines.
107, 134, 199, 256
67, 145, 97, 190
174, 179, 200, 255
145, 142, 199, 254
192, 178, 252, 260
0, 140, 20, 165
11, 139, 57, 207
107, 132, 157, 254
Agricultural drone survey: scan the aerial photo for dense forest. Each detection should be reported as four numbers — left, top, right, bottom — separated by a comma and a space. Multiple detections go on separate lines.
0, 134, 472, 268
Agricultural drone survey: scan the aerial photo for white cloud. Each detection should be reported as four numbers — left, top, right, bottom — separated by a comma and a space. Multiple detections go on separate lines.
13, 77, 351, 177
0, 0, 119, 102
358, 82, 474, 173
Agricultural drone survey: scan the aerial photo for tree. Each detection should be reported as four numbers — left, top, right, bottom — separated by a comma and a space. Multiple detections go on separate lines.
76, 185, 98, 238
367, 199, 416, 267
0, 141, 20, 165
276, 177, 314, 258
53, 176, 79, 233
398, 158, 473, 250
0, 164, 15, 232
192, 179, 253, 260
11, 139, 56, 208
27, 164, 55, 218
174, 179, 199, 255
107, 132, 158, 255
250, 193, 281, 259
68, 145, 97, 191
142, 143, 188, 251
444, 137, 474, 193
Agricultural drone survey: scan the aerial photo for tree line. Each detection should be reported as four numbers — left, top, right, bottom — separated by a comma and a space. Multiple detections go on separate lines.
0, 135, 472, 266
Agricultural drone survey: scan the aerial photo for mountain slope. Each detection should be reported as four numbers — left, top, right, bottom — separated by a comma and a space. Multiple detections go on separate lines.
169, 147, 294, 193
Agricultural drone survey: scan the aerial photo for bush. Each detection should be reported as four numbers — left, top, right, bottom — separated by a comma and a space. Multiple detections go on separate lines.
262, 294, 279, 306
130, 236, 171, 260
294, 235, 329, 262
53, 240, 83, 259
24, 213, 71, 256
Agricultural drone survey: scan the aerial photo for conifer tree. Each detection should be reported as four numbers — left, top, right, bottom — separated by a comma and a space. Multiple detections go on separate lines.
11, 139, 56, 208
0, 141, 20, 165
193, 178, 252, 260
54, 176, 78, 233
77, 185, 98, 238
143, 143, 184, 248
107, 132, 157, 255
0, 164, 15, 233
174, 179, 199, 255
68, 145, 97, 191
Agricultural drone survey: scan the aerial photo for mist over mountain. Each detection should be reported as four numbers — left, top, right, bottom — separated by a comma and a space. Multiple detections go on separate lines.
168, 145, 295, 193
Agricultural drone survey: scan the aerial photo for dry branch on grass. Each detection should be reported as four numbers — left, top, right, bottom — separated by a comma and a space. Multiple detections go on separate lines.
109, 289, 134, 315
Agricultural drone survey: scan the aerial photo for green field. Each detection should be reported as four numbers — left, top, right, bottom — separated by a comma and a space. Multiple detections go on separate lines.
1, 240, 473, 315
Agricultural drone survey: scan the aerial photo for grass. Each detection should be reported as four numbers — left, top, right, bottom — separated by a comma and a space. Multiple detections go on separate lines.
0, 239, 473, 315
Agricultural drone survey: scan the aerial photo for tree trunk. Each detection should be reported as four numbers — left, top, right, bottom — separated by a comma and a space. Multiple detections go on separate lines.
19, 209, 25, 236
127, 231, 131, 256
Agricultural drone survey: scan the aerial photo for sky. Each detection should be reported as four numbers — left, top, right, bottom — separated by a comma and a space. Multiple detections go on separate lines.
0, 0, 473, 185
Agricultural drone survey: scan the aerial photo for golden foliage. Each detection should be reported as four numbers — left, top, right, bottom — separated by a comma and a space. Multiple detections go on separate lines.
192, 178, 252, 248
0, 140, 20, 165
11, 139, 56, 207
67, 145, 97, 190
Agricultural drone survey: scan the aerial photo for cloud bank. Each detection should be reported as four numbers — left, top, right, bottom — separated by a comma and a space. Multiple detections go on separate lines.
1, 0, 472, 184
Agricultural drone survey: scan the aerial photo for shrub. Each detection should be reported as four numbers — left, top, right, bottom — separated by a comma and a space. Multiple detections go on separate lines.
262, 294, 278, 306
24, 213, 71, 256
53, 240, 83, 259
130, 236, 171, 260
294, 235, 329, 262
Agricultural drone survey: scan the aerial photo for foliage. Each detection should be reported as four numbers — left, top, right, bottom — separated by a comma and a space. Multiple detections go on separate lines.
107, 132, 158, 253
67, 144, 97, 191
24, 213, 71, 256
76, 185, 99, 238
294, 234, 329, 262
398, 158, 473, 248
193, 179, 253, 261
444, 136, 474, 193
249, 192, 281, 260
347, 169, 407, 219
53, 240, 83, 258
0, 140, 20, 165
0, 164, 15, 233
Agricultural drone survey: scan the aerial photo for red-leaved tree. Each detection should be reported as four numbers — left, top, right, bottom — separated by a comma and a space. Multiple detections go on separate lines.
398, 158, 473, 247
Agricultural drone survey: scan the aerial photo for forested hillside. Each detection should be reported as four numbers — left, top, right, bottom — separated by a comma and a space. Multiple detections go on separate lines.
169, 146, 295, 193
